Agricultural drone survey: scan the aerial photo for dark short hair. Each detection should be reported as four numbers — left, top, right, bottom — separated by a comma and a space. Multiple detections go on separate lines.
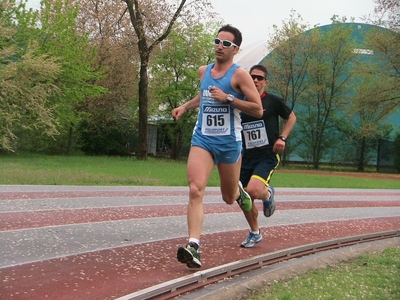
250, 64, 268, 78
218, 24, 243, 47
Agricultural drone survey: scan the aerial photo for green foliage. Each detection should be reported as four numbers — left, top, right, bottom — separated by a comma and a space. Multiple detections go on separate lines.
300, 25, 356, 168
0, 0, 61, 151
119, 0, 215, 159
266, 16, 399, 170
0, 0, 107, 153
78, 118, 133, 156
151, 21, 219, 159
336, 25, 400, 170
270, 20, 357, 168
33, 0, 106, 153
265, 10, 312, 110
266, 16, 359, 168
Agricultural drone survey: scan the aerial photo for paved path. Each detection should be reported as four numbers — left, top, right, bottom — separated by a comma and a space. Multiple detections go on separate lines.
1, 186, 399, 300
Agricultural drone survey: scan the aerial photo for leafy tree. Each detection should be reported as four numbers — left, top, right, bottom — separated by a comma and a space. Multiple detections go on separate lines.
151, 22, 217, 159
31, 0, 107, 154
266, 10, 313, 110
354, 5, 400, 170
120, 0, 213, 159
1, 0, 106, 154
365, 1, 400, 115
339, 69, 398, 170
69, 0, 214, 159
263, 10, 313, 164
301, 20, 357, 168
265, 15, 358, 168
74, 0, 140, 156
0, 0, 61, 152
371, 0, 400, 31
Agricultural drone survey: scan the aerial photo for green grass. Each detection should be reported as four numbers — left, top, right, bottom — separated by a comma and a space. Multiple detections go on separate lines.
0, 154, 190, 186
243, 247, 400, 300
272, 172, 400, 189
0, 153, 399, 188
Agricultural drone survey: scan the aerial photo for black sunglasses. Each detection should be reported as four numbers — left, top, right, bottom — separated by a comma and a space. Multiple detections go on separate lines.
251, 74, 266, 81
214, 38, 238, 48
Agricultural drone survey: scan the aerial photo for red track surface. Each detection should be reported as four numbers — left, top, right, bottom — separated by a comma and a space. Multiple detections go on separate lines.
1, 188, 399, 300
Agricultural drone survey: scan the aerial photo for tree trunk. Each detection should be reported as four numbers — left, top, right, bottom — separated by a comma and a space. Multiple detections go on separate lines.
66, 122, 73, 156
357, 137, 365, 171
137, 63, 149, 160
312, 142, 319, 169
123, 0, 189, 159
170, 135, 180, 160
170, 123, 182, 160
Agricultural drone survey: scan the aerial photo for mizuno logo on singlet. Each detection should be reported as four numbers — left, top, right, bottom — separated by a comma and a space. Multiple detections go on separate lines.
243, 121, 264, 130
203, 106, 229, 113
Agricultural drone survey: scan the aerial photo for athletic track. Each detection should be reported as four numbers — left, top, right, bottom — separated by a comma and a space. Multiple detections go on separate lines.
1, 185, 399, 300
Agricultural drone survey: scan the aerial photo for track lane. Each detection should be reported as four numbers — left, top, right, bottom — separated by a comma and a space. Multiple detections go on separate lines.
1, 186, 399, 300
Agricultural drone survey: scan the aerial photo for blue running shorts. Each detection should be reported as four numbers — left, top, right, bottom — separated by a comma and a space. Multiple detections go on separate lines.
191, 134, 242, 164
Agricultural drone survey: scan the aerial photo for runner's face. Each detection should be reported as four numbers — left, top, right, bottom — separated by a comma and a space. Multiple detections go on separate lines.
214, 31, 238, 62
250, 69, 267, 94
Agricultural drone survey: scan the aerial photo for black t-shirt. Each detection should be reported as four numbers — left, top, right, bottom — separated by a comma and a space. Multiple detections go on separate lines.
241, 92, 292, 158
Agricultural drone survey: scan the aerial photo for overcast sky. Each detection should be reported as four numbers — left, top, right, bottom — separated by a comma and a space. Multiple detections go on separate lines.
26, 0, 377, 46
211, 0, 377, 45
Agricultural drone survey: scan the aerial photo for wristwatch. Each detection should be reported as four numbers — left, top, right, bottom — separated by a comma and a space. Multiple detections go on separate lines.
278, 136, 287, 142
226, 94, 235, 104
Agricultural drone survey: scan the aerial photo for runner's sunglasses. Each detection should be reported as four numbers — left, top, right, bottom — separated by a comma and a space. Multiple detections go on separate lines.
214, 38, 238, 48
251, 75, 266, 81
